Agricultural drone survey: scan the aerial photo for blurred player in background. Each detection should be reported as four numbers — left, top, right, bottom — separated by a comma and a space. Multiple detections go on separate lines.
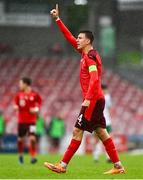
36, 113, 45, 153
14, 77, 42, 164
36, 114, 45, 141
93, 84, 112, 162
0, 110, 5, 151
44, 4, 125, 175
47, 114, 65, 153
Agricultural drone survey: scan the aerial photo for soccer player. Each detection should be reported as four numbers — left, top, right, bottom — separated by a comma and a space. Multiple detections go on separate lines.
47, 114, 65, 153
93, 84, 113, 162
44, 4, 125, 174
14, 77, 42, 164
0, 110, 5, 151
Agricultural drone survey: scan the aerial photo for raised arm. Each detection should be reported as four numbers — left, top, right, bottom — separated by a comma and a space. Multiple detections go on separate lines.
50, 4, 79, 52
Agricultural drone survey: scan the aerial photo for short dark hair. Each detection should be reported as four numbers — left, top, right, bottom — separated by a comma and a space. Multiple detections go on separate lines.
21, 77, 32, 86
78, 30, 94, 44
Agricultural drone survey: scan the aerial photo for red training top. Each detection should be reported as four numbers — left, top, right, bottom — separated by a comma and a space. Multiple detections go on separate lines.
14, 91, 42, 124
56, 19, 104, 102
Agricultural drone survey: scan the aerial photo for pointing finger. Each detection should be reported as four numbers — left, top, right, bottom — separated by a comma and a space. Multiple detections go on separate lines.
56, 4, 59, 11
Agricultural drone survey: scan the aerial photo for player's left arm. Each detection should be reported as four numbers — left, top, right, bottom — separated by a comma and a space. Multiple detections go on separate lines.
84, 54, 99, 104
82, 67, 98, 107
30, 94, 42, 113
85, 65, 98, 100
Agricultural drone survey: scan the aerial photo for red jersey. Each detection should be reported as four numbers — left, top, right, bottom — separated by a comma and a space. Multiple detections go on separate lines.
56, 19, 104, 101
14, 91, 42, 124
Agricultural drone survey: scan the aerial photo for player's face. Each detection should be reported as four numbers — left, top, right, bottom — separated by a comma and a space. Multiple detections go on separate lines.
76, 33, 90, 50
19, 80, 27, 91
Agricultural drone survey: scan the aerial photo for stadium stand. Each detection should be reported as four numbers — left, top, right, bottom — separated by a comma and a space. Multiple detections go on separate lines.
0, 57, 143, 135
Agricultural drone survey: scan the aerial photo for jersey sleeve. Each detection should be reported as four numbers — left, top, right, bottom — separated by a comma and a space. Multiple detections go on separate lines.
85, 51, 99, 100
56, 19, 81, 53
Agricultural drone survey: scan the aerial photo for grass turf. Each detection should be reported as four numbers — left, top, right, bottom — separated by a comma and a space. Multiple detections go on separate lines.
0, 153, 142, 179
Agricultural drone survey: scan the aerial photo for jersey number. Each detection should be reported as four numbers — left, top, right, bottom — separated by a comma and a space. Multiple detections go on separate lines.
77, 114, 83, 126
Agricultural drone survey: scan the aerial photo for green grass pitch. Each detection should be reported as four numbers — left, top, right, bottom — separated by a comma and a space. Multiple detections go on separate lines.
0, 153, 142, 179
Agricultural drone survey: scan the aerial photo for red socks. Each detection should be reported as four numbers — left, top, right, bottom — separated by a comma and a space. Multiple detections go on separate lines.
103, 137, 119, 163
17, 140, 24, 154
61, 137, 119, 165
62, 139, 81, 164
29, 140, 37, 157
